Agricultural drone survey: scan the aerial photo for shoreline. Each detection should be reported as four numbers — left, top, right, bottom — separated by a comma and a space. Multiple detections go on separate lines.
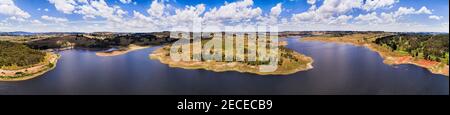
0, 52, 59, 81
96, 44, 151, 57
301, 37, 449, 76
149, 46, 314, 75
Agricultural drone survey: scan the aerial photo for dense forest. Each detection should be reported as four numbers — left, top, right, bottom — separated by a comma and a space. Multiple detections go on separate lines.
0, 41, 46, 67
374, 34, 449, 64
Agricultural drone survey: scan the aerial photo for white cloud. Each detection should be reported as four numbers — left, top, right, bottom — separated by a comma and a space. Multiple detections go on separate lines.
203, 0, 262, 24
379, 12, 395, 23
416, 6, 432, 14
7, 16, 26, 22
167, 4, 206, 27
116, 9, 127, 18
41, 15, 68, 23
362, 0, 398, 11
74, 0, 124, 22
429, 15, 443, 20
31, 20, 43, 25
292, 0, 362, 23
77, 0, 88, 4
128, 11, 155, 28
125, 2, 207, 31
147, 0, 166, 17
395, 6, 432, 16
317, 0, 362, 15
119, 0, 132, 4
329, 15, 353, 25
256, 3, 283, 25
48, 0, 77, 14
355, 6, 434, 25
48, 0, 128, 21
0, 0, 31, 19
394, 7, 416, 16
307, 0, 316, 5
355, 12, 382, 24
124, 0, 283, 31
270, 3, 282, 17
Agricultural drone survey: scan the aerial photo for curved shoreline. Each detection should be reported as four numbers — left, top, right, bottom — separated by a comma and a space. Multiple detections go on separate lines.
149, 46, 314, 75
0, 53, 59, 81
301, 37, 449, 76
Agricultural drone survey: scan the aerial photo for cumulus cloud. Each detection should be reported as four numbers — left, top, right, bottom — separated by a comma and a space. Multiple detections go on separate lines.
119, 0, 132, 4
47, 0, 126, 22
147, 0, 166, 17
354, 12, 382, 24
48, 0, 77, 14
263, 3, 283, 25
270, 3, 282, 17
124, 0, 284, 31
329, 15, 353, 25
203, 0, 262, 24
416, 6, 432, 14
362, 0, 398, 11
30, 19, 44, 25
41, 15, 68, 23
355, 6, 434, 25
317, 0, 362, 15
307, 0, 316, 5
75, 0, 125, 22
394, 6, 432, 16
292, 0, 362, 24
172, 4, 205, 20
429, 15, 443, 20
0, 0, 31, 19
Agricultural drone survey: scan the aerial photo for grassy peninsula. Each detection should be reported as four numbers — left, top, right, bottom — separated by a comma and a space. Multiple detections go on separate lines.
0, 41, 59, 81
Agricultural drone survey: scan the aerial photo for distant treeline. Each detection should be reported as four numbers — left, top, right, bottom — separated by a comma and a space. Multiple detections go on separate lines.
374, 34, 449, 64
26, 34, 176, 50
26, 35, 110, 49
0, 41, 45, 67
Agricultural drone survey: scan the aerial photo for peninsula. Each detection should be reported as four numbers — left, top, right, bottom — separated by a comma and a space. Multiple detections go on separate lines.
0, 41, 59, 81
150, 35, 314, 75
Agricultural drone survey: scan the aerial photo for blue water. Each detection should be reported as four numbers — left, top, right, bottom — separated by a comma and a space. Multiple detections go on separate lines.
0, 38, 448, 95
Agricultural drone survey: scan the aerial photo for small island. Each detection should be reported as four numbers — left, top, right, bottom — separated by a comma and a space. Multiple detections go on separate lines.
301, 32, 449, 76
150, 37, 313, 75
0, 41, 59, 81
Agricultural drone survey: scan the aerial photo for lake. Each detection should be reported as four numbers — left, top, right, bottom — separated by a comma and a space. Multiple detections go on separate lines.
0, 38, 448, 95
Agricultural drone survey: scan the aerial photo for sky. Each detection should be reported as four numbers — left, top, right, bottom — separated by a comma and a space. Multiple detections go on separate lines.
0, 0, 448, 32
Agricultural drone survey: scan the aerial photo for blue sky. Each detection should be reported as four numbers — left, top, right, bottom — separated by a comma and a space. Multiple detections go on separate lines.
0, 0, 448, 32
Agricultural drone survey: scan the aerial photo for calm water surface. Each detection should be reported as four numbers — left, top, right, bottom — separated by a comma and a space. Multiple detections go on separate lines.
0, 38, 448, 95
